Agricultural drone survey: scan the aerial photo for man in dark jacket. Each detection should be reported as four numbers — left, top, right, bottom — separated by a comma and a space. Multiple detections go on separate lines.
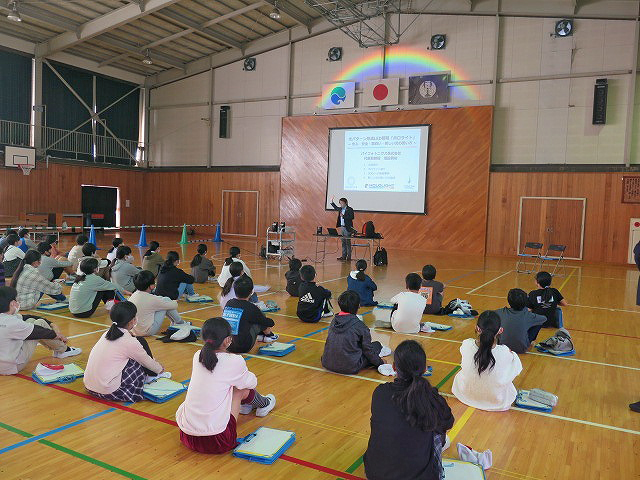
296, 265, 332, 323
321, 290, 384, 375
330, 196, 354, 261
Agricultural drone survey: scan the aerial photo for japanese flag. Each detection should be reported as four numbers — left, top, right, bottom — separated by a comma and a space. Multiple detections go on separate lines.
362, 78, 400, 106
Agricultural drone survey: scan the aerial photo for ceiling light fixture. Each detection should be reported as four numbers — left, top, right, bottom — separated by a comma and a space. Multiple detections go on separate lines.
269, 2, 281, 20
142, 49, 153, 65
7, 1, 22, 22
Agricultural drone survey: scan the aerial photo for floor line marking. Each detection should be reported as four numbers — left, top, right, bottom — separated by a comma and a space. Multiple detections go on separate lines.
558, 268, 576, 290
67, 328, 108, 339
466, 270, 513, 294
447, 406, 475, 442
435, 366, 461, 389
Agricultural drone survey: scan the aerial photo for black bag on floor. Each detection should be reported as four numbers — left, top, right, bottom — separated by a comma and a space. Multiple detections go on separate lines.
373, 247, 388, 266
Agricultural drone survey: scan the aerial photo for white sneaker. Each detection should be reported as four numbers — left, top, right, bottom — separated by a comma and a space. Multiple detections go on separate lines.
145, 371, 171, 384
420, 323, 435, 333
322, 310, 334, 318
239, 404, 253, 415
255, 394, 276, 417
104, 300, 115, 311
53, 346, 82, 359
171, 320, 191, 327
444, 435, 451, 451
258, 332, 279, 343
208, 276, 217, 282
378, 345, 392, 358
377, 363, 396, 376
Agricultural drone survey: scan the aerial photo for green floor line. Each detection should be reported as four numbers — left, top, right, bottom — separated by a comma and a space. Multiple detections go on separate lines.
436, 365, 461, 389
0, 422, 146, 479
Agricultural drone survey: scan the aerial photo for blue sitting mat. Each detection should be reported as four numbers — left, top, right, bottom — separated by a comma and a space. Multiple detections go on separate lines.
260, 300, 280, 313
442, 459, 486, 479
64, 279, 74, 286
534, 345, 575, 356
37, 302, 69, 311
142, 378, 187, 403
376, 302, 395, 309
233, 427, 296, 465
166, 325, 201, 335
424, 365, 433, 376
186, 295, 213, 303
32, 363, 84, 385
514, 390, 553, 412
258, 342, 295, 357
448, 313, 474, 318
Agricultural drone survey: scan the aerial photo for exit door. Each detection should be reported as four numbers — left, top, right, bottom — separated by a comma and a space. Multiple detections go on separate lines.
81, 186, 118, 228
517, 197, 586, 260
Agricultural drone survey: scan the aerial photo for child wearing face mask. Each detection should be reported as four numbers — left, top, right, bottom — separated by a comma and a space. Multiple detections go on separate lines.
0, 286, 81, 375
84, 301, 170, 402
110, 246, 140, 293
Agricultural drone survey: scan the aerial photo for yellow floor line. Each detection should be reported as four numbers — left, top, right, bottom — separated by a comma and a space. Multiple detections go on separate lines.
559, 268, 576, 290
271, 411, 369, 440
447, 406, 475, 442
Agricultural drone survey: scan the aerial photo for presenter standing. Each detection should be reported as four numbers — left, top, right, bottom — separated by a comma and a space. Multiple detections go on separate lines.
331, 197, 354, 262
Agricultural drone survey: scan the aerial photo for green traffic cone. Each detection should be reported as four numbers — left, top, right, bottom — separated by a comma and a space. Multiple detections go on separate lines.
178, 224, 188, 244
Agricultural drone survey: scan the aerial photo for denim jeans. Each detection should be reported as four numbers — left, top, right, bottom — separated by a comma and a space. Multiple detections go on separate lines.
177, 282, 195, 297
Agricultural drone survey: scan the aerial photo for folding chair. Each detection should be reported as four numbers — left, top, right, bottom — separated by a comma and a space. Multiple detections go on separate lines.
351, 239, 372, 264
516, 242, 543, 274
539, 244, 567, 277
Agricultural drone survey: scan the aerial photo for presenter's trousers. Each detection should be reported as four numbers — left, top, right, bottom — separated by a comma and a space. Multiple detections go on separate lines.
340, 226, 352, 259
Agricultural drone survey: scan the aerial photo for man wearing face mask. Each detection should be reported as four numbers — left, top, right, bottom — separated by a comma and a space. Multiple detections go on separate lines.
0, 286, 81, 375
330, 196, 355, 262
110, 245, 141, 293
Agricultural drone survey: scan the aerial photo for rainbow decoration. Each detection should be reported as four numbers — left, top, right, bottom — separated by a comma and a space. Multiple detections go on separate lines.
317, 45, 481, 107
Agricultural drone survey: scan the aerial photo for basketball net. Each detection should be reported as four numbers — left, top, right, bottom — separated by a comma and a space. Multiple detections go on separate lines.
20, 165, 33, 176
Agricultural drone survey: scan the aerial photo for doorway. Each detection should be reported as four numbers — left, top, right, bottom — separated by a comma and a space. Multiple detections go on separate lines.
81, 185, 119, 228
221, 190, 259, 237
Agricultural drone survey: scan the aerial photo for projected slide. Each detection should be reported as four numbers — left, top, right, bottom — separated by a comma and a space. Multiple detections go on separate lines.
343, 129, 421, 193
326, 125, 430, 214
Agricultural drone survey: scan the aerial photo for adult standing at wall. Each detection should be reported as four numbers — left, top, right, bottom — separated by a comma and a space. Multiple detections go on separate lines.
331, 197, 354, 262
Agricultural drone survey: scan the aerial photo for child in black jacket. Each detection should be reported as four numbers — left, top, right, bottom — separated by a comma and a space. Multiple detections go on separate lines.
296, 265, 332, 323
285, 258, 302, 297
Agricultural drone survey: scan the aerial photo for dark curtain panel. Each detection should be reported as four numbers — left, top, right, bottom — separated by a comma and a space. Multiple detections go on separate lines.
0, 49, 32, 148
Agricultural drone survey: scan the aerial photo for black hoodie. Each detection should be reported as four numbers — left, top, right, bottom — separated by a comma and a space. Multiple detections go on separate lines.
155, 264, 194, 300
296, 281, 331, 322
321, 313, 383, 374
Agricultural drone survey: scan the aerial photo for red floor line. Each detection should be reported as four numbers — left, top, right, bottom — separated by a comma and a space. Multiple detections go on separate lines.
14, 374, 365, 479
569, 328, 640, 340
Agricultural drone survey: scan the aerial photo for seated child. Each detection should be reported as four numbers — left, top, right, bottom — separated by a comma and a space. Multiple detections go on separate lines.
70, 258, 125, 318
3, 234, 24, 277
364, 340, 454, 480
129, 270, 188, 337
420, 265, 445, 314
17, 228, 36, 253
321, 290, 387, 375
297, 265, 333, 323
0, 229, 17, 253
376, 273, 429, 334
176, 317, 276, 454
155, 251, 197, 300
106, 238, 124, 264
44, 234, 64, 259
347, 259, 378, 307
68, 234, 90, 270
452, 311, 522, 411
74, 243, 110, 280
224, 276, 278, 353
11, 250, 67, 309
528, 271, 568, 328
0, 286, 81, 375
0, 251, 4, 287
36, 242, 72, 281
219, 262, 258, 309
218, 246, 251, 287
496, 288, 547, 354
110, 246, 140, 293
285, 257, 302, 297
84, 301, 170, 402
191, 244, 216, 283
141, 241, 163, 275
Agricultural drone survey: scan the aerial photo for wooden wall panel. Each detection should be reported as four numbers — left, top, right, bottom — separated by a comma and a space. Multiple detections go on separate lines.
280, 107, 494, 254
487, 172, 640, 264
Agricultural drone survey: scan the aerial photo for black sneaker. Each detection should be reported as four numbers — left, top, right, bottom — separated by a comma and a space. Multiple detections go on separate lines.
630, 401, 640, 413
337, 257, 345, 261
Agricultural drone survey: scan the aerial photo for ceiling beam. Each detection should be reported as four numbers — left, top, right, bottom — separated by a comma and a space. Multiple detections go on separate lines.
97, 34, 186, 70
154, 10, 244, 49
36, 0, 184, 56
0, 4, 78, 31
98, 1, 266, 68
263, 0, 313, 31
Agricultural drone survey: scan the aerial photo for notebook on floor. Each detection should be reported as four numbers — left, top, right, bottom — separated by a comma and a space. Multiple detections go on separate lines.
142, 378, 188, 403
514, 390, 554, 412
442, 458, 486, 479
376, 302, 395, 309
233, 427, 296, 464
36, 302, 69, 311
258, 342, 296, 357
422, 322, 453, 331
32, 363, 84, 384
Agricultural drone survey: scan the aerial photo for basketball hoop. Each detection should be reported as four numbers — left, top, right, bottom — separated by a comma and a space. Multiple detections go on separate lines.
20, 165, 33, 176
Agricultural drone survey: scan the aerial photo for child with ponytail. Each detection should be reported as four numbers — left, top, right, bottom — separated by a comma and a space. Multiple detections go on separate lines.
190, 244, 216, 283
176, 317, 276, 454
11, 249, 67, 309
106, 238, 124, 264
217, 246, 250, 287
452, 311, 522, 411
364, 340, 454, 480
155, 251, 198, 300
527, 271, 568, 328
69, 258, 126, 318
84, 301, 169, 403
347, 259, 378, 306
141, 241, 163, 275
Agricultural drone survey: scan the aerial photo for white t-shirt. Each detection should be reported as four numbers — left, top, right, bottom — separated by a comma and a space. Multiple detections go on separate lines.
176, 351, 257, 436
0, 313, 34, 375
390, 291, 427, 334
452, 338, 523, 411
4, 245, 25, 262
217, 259, 251, 287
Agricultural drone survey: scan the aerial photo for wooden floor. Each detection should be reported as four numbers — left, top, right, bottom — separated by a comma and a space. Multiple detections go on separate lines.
2, 231, 639, 480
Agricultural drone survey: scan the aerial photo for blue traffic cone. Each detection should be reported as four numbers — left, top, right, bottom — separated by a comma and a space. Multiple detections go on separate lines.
213, 222, 222, 242
135, 224, 148, 247
88, 224, 100, 249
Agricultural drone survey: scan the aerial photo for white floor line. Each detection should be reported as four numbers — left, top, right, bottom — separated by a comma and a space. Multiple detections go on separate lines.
466, 270, 514, 294
67, 328, 108, 339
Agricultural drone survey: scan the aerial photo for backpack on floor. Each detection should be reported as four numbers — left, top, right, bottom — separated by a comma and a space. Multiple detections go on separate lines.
536, 328, 574, 354
373, 247, 388, 266
443, 298, 478, 317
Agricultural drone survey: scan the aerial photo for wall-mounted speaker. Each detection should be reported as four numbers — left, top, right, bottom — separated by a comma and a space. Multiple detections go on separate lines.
219, 105, 230, 138
592, 78, 608, 125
